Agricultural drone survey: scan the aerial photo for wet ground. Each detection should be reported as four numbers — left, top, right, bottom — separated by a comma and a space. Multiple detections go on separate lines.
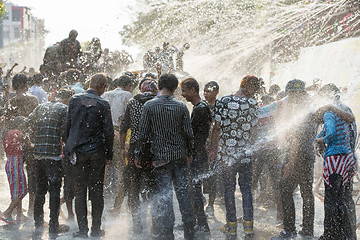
0, 155, 358, 240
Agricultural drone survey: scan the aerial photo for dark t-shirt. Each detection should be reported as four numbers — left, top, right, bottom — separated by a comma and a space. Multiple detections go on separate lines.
191, 100, 211, 154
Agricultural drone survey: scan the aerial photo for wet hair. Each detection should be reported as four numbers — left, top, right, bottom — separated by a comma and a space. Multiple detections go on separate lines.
89, 73, 108, 89
158, 74, 178, 92
269, 84, 281, 96
181, 77, 199, 94
39, 64, 46, 72
144, 73, 157, 79
240, 75, 260, 92
32, 74, 43, 85
204, 81, 219, 91
318, 83, 340, 100
65, 69, 81, 85
12, 74, 28, 91
69, 30, 78, 38
114, 75, 132, 88
57, 88, 75, 99
92, 37, 100, 43
183, 43, 190, 50
319, 83, 340, 95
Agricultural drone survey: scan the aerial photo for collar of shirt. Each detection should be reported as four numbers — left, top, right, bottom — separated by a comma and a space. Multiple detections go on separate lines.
86, 89, 99, 96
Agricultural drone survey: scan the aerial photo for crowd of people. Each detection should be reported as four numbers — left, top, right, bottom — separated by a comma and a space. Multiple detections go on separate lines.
0, 32, 358, 240
143, 42, 190, 73
42, 30, 134, 79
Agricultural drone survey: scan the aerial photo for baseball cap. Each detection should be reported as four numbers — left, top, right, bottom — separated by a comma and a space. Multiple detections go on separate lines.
285, 79, 306, 93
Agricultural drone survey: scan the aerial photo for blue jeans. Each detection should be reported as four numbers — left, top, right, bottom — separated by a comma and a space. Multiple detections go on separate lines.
151, 159, 195, 240
223, 161, 253, 222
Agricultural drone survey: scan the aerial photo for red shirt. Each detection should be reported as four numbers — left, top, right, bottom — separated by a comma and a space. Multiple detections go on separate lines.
3, 129, 23, 155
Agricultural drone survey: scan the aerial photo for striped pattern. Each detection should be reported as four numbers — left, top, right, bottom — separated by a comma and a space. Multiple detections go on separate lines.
137, 95, 194, 167
5, 155, 28, 200
323, 152, 356, 187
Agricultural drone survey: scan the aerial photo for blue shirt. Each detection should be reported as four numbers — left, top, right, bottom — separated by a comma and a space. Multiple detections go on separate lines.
28, 85, 48, 104
321, 111, 352, 157
71, 82, 85, 94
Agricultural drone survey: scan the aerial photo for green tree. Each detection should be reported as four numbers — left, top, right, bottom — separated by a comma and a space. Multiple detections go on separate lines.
0, 1, 5, 19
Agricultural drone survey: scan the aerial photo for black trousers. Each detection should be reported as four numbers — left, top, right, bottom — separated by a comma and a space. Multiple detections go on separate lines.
344, 175, 357, 240
127, 165, 142, 228
189, 157, 208, 226
34, 159, 62, 233
62, 157, 74, 200
323, 173, 354, 240
280, 162, 314, 235
73, 151, 106, 234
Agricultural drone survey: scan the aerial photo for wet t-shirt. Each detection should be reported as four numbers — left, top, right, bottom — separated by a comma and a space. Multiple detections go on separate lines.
214, 95, 258, 165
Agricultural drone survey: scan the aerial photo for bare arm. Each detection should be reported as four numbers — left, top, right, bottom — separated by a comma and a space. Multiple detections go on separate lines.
316, 105, 354, 123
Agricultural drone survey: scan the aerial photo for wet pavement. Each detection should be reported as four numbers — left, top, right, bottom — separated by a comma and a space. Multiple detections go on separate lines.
0, 155, 358, 240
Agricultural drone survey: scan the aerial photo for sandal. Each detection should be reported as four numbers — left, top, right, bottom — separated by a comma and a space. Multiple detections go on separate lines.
18, 216, 31, 223
0, 217, 17, 225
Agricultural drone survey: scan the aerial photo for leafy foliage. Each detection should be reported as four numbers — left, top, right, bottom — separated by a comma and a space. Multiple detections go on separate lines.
0, 1, 5, 20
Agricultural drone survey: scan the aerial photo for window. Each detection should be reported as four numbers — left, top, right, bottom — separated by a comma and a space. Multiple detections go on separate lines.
14, 27, 21, 39
12, 9, 21, 22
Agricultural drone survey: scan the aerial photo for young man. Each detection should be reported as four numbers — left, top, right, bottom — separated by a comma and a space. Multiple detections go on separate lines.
210, 75, 260, 235
24, 88, 74, 239
135, 73, 195, 240
271, 80, 317, 240
65, 73, 114, 238
315, 84, 357, 240
119, 78, 158, 234
181, 77, 211, 232
28, 74, 48, 104
59, 30, 82, 71
3, 74, 39, 218
102, 75, 133, 214
202, 81, 221, 214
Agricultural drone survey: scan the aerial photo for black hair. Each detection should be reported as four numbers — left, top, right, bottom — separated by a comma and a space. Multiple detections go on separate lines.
12, 74, 28, 91
57, 88, 75, 99
181, 77, 199, 94
319, 83, 340, 96
65, 69, 81, 85
240, 75, 260, 92
113, 75, 132, 88
144, 73, 157, 79
204, 81, 219, 91
269, 84, 281, 96
32, 74, 43, 85
158, 74, 178, 92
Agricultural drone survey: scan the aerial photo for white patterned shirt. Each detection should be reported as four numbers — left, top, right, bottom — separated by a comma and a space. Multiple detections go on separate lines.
214, 95, 258, 164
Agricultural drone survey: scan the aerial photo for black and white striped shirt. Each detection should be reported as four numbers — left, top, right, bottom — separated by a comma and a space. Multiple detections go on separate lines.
137, 95, 194, 167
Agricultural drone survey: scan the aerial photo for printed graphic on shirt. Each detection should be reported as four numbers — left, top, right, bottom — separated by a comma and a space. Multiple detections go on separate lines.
214, 95, 258, 164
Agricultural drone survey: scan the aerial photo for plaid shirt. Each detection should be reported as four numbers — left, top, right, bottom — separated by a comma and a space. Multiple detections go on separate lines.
25, 101, 68, 158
